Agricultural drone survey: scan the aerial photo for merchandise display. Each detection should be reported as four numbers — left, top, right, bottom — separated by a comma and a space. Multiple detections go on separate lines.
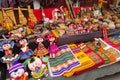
0, 0, 120, 80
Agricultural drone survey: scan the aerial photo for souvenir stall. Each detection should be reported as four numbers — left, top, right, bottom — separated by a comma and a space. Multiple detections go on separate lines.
0, 0, 120, 80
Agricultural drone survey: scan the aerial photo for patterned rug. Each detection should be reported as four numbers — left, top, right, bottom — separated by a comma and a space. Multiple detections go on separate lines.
48, 45, 81, 77
63, 44, 95, 76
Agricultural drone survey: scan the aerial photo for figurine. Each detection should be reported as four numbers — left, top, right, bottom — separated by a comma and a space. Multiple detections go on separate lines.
34, 36, 48, 57
19, 38, 34, 60
9, 60, 28, 80
0, 39, 18, 70
8, 27, 26, 40
94, 38, 101, 48
26, 56, 48, 80
48, 34, 59, 58
52, 8, 65, 22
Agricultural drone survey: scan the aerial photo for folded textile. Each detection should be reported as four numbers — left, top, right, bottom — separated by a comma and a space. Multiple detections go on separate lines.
103, 39, 120, 51
74, 43, 105, 75
108, 37, 120, 46
48, 45, 81, 77
86, 42, 111, 67
63, 44, 94, 77
99, 38, 120, 61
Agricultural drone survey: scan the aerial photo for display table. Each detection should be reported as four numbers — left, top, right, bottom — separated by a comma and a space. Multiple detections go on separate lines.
29, 61, 120, 80
0, 29, 120, 80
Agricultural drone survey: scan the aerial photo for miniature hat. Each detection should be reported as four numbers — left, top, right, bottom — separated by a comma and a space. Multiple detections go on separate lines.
9, 60, 24, 74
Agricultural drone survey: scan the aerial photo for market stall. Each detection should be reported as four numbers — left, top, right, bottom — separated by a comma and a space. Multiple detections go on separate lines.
0, 0, 120, 80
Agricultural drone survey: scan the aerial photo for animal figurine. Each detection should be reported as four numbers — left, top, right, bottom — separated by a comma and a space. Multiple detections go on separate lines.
9, 60, 28, 80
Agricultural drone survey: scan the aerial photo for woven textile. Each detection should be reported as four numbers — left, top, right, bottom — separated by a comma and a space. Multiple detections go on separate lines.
63, 44, 94, 77
109, 37, 120, 45
86, 42, 111, 67
103, 39, 120, 51
48, 45, 80, 77
77, 43, 105, 68
73, 43, 104, 75
99, 38, 120, 61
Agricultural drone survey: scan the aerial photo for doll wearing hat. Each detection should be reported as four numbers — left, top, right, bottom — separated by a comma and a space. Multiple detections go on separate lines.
48, 34, 59, 58
19, 38, 34, 60
26, 56, 48, 79
9, 60, 28, 80
34, 36, 48, 57
0, 39, 18, 70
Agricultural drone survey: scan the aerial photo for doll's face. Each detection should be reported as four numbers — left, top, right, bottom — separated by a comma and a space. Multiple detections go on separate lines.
10, 68, 25, 78
2, 43, 11, 50
37, 37, 43, 43
28, 58, 42, 72
19, 39, 27, 45
49, 37, 55, 42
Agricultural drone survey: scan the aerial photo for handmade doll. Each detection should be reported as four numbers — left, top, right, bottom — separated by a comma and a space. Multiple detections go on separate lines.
0, 39, 18, 70
34, 36, 48, 57
19, 38, 34, 60
8, 27, 26, 40
48, 34, 59, 58
26, 56, 48, 80
9, 60, 28, 80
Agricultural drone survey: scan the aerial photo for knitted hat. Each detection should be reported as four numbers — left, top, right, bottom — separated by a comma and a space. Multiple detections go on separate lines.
9, 60, 24, 74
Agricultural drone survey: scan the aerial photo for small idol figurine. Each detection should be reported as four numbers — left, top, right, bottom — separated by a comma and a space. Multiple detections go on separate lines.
9, 60, 28, 80
19, 38, 34, 60
0, 39, 18, 70
34, 36, 48, 57
48, 34, 59, 58
26, 56, 48, 80
94, 38, 101, 48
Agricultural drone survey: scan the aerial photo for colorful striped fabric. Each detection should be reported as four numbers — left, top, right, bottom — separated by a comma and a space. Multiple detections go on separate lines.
63, 44, 94, 77
103, 39, 120, 51
48, 45, 81, 77
109, 37, 120, 45
77, 43, 105, 68
99, 38, 120, 61
86, 42, 111, 67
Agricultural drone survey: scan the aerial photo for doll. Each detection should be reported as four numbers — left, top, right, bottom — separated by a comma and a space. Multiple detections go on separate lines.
9, 60, 28, 80
34, 36, 48, 57
0, 39, 18, 70
48, 34, 59, 58
26, 56, 48, 80
19, 38, 34, 60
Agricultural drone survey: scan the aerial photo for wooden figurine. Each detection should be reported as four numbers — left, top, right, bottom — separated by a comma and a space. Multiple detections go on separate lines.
18, 6, 27, 26
2, 8, 14, 31
28, 5, 37, 29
